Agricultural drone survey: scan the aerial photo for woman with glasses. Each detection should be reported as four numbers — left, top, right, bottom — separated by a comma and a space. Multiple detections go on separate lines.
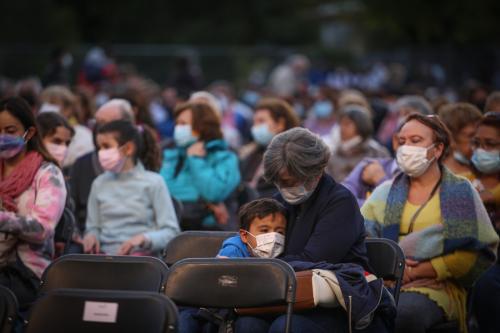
470, 112, 500, 333
438, 103, 483, 179
471, 112, 500, 230
362, 113, 498, 333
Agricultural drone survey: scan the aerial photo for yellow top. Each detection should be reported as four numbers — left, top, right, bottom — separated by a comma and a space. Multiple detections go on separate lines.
400, 193, 477, 333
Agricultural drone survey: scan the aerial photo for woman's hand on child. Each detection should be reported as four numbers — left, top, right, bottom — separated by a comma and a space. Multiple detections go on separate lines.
187, 142, 206, 157
117, 234, 147, 255
82, 234, 100, 254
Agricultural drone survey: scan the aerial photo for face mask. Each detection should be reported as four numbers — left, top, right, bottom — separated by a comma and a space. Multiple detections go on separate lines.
242, 91, 260, 107
251, 124, 274, 146
246, 231, 285, 258
313, 101, 333, 119
98, 147, 127, 173
174, 125, 197, 147
396, 144, 435, 178
453, 151, 470, 165
46, 142, 68, 165
0, 132, 27, 159
278, 184, 315, 205
339, 135, 363, 152
471, 148, 500, 174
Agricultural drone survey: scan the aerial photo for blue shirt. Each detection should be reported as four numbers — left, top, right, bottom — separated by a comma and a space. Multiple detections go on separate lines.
86, 163, 180, 255
217, 236, 251, 258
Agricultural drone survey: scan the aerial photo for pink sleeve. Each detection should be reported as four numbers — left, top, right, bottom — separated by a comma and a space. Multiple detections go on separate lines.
0, 164, 66, 244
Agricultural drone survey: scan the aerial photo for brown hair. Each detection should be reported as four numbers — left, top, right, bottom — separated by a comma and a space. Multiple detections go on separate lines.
484, 92, 500, 113
401, 113, 452, 163
0, 97, 58, 165
238, 198, 286, 231
255, 98, 300, 131
98, 120, 161, 172
175, 102, 223, 141
438, 103, 482, 139
478, 111, 500, 133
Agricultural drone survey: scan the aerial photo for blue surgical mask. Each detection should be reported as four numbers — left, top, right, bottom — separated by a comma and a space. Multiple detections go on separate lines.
242, 91, 260, 107
174, 125, 197, 147
251, 124, 274, 146
313, 101, 333, 119
0, 132, 27, 159
453, 151, 470, 165
472, 148, 500, 174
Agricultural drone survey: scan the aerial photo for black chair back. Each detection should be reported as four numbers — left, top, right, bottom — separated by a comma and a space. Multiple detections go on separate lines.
365, 238, 405, 304
26, 288, 178, 333
0, 286, 17, 333
163, 231, 237, 266
165, 258, 296, 333
40, 254, 168, 293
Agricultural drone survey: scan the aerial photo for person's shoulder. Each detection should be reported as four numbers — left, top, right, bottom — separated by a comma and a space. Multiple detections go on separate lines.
142, 170, 168, 186
92, 171, 113, 186
38, 161, 63, 177
163, 147, 179, 156
36, 162, 65, 187
219, 236, 249, 258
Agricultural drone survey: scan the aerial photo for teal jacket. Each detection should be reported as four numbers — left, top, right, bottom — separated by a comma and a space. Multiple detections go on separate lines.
160, 139, 241, 205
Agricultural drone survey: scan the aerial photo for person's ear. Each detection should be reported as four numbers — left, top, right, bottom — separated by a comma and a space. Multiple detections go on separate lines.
239, 229, 248, 244
123, 141, 136, 157
433, 143, 444, 160
275, 118, 286, 133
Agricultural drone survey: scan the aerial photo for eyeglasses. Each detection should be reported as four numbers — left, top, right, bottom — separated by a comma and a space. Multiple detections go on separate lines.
471, 138, 500, 151
484, 111, 500, 119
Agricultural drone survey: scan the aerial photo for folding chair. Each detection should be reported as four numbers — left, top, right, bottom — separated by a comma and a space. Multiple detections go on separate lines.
25, 288, 178, 333
163, 231, 237, 266
0, 286, 17, 333
365, 237, 405, 304
40, 254, 168, 293
164, 258, 296, 333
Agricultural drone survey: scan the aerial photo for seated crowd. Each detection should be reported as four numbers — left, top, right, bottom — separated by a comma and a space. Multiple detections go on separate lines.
0, 70, 499, 333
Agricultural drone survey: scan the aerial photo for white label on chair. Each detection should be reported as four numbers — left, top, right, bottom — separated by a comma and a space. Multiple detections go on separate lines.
83, 301, 119, 323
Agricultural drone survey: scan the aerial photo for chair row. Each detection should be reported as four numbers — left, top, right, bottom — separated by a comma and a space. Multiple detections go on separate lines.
0, 233, 406, 333
27, 258, 297, 333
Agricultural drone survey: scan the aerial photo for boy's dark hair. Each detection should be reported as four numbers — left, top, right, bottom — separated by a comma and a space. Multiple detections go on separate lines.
238, 198, 286, 231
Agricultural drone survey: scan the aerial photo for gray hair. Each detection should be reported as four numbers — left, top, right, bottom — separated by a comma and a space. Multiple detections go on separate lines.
339, 105, 373, 140
263, 127, 331, 184
395, 95, 433, 115
99, 98, 134, 122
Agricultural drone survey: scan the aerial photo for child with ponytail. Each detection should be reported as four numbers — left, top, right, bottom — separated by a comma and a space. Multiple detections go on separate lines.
82, 120, 179, 256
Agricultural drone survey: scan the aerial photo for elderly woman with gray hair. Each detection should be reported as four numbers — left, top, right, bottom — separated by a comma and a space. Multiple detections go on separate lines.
327, 105, 390, 182
234, 127, 392, 333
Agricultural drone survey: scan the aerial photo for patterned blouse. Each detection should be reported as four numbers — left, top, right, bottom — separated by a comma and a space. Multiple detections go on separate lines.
0, 162, 66, 278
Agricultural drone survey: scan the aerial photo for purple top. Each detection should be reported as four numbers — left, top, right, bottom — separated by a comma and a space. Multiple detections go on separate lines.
342, 157, 399, 207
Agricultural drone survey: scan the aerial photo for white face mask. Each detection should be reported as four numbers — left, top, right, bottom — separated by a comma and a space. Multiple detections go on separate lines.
246, 231, 285, 258
396, 144, 436, 178
278, 184, 315, 205
339, 135, 363, 152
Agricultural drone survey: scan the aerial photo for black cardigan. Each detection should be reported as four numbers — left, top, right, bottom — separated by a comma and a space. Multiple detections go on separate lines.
276, 173, 370, 271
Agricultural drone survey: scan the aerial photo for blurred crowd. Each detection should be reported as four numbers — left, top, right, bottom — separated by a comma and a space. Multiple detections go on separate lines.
1, 47, 500, 333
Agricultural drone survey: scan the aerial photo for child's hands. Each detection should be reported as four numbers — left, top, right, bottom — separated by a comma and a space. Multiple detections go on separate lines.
117, 234, 147, 255
82, 234, 100, 254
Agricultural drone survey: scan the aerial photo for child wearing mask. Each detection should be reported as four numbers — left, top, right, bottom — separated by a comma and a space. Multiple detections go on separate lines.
218, 198, 286, 258
179, 198, 287, 333
82, 120, 179, 256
